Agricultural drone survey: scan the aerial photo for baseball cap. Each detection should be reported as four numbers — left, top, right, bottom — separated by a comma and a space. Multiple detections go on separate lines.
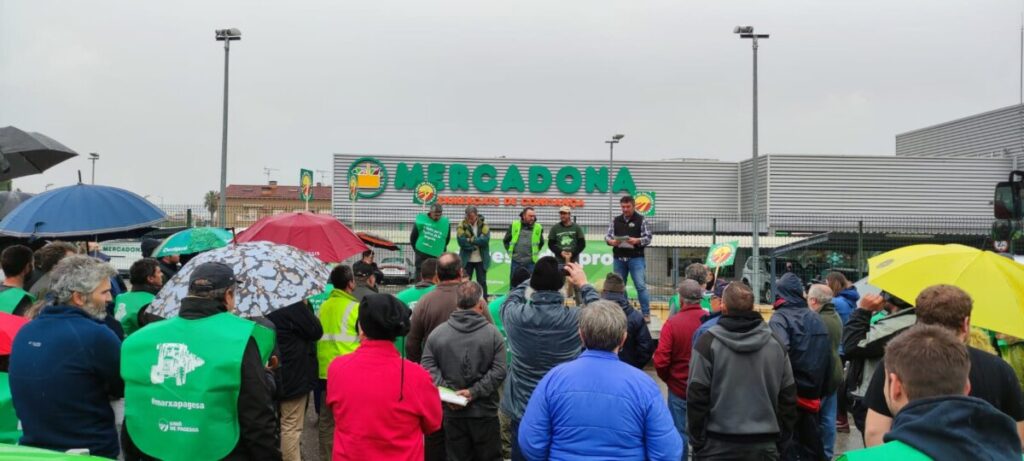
352, 261, 375, 277
559, 206, 571, 213
189, 262, 240, 292
678, 279, 704, 302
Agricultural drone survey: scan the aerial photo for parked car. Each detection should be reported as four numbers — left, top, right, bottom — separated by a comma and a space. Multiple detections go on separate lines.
379, 256, 414, 285
741, 256, 806, 302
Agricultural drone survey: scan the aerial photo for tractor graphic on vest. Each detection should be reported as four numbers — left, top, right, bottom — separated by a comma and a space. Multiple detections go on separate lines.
151, 343, 205, 386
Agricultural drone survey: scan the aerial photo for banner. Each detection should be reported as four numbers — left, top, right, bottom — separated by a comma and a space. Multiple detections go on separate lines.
447, 238, 635, 297
705, 240, 739, 268
299, 169, 314, 201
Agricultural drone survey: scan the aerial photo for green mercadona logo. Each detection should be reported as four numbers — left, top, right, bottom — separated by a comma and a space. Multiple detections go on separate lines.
348, 157, 389, 199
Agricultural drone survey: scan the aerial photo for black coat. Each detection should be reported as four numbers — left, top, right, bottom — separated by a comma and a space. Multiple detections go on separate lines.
122, 297, 282, 461
266, 302, 323, 400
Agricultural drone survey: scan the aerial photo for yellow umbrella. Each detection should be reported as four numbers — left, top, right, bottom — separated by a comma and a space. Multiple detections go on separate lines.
868, 244, 1024, 338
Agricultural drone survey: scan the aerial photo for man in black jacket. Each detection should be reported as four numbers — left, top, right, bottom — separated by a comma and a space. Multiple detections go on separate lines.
122, 263, 282, 461
268, 300, 323, 461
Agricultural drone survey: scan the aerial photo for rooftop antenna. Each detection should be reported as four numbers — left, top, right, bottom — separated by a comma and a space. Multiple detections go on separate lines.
315, 169, 330, 185
263, 167, 279, 183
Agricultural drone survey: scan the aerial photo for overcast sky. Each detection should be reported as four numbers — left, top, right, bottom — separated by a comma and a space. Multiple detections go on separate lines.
1, 0, 1021, 203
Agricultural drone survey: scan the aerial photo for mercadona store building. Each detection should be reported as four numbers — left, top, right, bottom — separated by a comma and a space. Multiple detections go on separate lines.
332, 152, 1007, 301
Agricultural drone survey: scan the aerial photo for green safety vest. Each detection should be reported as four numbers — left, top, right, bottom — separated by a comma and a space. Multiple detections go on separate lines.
508, 220, 543, 262
414, 214, 450, 257
393, 284, 435, 355
0, 373, 19, 445
487, 295, 512, 364
122, 313, 274, 461
317, 289, 361, 378
0, 288, 33, 315
839, 440, 933, 461
114, 292, 156, 337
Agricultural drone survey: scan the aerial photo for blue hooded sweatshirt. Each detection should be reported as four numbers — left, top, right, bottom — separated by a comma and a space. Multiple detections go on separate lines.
768, 273, 833, 399
833, 286, 860, 325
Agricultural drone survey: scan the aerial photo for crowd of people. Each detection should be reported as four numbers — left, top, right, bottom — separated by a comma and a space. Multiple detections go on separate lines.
0, 196, 1021, 461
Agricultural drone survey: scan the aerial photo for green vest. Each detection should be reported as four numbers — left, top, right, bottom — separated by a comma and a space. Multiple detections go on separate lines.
307, 284, 335, 314
122, 313, 275, 461
0, 373, 20, 445
508, 220, 543, 262
415, 214, 450, 257
115, 292, 156, 337
0, 287, 33, 315
839, 441, 932, 461
393, 284, 436, 355
317, 289, 361, 378
487, 295, 512, 364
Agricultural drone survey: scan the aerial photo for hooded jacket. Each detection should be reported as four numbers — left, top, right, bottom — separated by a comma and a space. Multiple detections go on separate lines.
499, 281, 599, 420
768, 273, 833, 399
420, 309, 507, 418
602, 291, 654, 369
833, 287, 860, 325
687, 310, 797, 451
839, 396, 1021, 461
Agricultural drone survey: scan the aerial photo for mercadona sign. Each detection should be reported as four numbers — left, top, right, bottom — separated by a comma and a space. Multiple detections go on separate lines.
348, 156, 639, 200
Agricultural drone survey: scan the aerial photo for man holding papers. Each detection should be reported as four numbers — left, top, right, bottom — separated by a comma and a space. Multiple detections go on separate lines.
421, 281, 507, 461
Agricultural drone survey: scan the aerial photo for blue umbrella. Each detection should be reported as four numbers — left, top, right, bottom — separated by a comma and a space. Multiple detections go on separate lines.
0, 184, 166, 238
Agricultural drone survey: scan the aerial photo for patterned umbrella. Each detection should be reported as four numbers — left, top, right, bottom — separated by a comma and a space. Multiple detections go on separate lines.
148, 241, 329, 318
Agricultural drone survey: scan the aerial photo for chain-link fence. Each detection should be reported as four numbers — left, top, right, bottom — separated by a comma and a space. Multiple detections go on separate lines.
154, 201, 993, 303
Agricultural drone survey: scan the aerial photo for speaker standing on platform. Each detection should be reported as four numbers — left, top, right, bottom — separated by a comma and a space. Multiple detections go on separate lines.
605, 196, 653, 323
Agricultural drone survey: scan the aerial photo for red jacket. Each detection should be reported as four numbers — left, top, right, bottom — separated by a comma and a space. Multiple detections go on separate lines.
653, 304, 706, 399
327, 340, 443, 461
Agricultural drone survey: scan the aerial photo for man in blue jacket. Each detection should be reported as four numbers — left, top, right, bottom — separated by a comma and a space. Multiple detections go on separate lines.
768, 272, 833, 460
500, 256, 599, 461
10, 255, 122, 458
518, 300, 682, 460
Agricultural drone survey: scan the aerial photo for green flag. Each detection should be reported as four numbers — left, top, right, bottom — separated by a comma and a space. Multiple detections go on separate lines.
705, 240, 739, 268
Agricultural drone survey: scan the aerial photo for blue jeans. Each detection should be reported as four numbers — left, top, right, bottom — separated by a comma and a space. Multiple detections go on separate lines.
613, 256, 650, 316
668, 393, 689, 460
819, 391, 837, 459
510, 260, 534, 287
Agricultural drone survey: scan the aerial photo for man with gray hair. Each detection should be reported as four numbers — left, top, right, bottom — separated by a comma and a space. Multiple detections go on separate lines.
421, 281, 507, 461
807, 284, 843, 459
670, 263, 711, 316
9, 255, 122, 458
518, 300, 682, 460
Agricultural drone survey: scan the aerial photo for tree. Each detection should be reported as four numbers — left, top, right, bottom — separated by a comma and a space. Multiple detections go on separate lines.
204, 191, 218, 223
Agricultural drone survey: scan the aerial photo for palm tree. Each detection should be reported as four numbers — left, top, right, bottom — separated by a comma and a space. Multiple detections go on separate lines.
204, 191, 218, 223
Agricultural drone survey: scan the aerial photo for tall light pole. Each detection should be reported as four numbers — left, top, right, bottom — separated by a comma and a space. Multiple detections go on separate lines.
606, 134, 624, 221
215, 28, 241, 228
735, 25, 769, 304
88, 153, 100, 184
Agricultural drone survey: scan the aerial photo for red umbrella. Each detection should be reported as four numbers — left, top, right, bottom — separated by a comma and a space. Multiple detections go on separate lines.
357, 232, 400, 251
0, 312, 28, 355
235, 212, 369, 263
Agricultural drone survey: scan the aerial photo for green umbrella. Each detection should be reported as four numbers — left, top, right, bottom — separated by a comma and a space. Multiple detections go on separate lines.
0, 443, 112, 459
153, 227, 233, 258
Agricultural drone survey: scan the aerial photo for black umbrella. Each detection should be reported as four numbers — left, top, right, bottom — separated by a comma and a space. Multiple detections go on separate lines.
0, 191, 33, 220
0, 126, 78, 181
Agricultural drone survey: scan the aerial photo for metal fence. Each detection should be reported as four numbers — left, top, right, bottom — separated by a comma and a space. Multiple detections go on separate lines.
155, 202, 994, 302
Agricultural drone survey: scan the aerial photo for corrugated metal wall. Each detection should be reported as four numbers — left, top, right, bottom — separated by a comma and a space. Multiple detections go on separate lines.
738, 156, 769, 217
333, 153, 738, 227
896, 103, 1024, 161
764, 155, 1010, 218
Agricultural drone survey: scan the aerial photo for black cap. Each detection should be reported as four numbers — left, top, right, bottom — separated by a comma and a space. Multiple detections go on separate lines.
140, 238, 161, 258
358, 294, 411, 341
188, 262, 240, 293
352, 261, 374, 277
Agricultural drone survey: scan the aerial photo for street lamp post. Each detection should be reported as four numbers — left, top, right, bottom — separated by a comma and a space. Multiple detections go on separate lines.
735, 25, 769, 304
88, 153, 100, 184
215, 28, 241, 228
606, 134, 624, 221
